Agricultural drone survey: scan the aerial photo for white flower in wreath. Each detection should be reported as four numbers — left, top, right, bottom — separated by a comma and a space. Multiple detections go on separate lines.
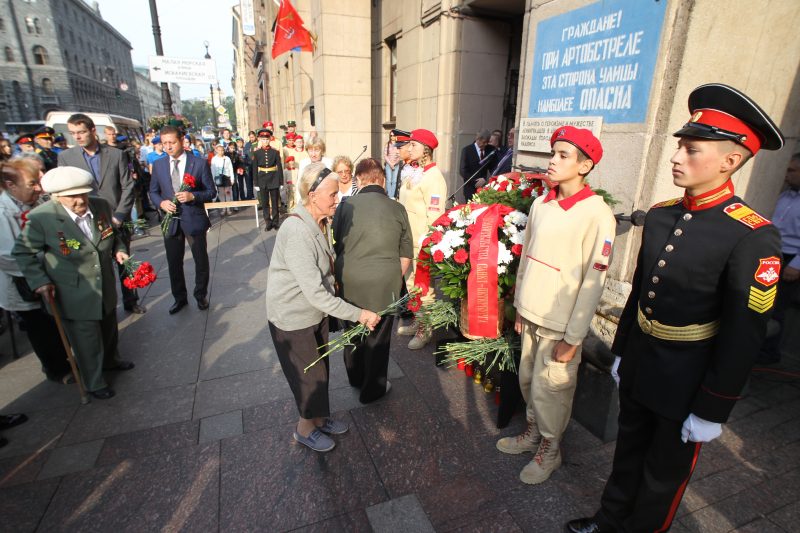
431, 242, 454, 259
467, 206, 488, 223
504, 211, 528, 227
498, 263, 508, 275
447, 209, 471, 228
441, 229, 466, 249
510, 231, 525, 245
497, 242, 513, 265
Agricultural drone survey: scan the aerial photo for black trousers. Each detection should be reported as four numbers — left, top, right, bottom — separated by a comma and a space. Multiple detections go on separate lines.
344, 315, 394, 403
595, 387, 702, 532
245, 169, 255, 199
760, 252, 797, 359
259, 187, 280, 226
269, 319, 330, 419
233, 172, 246, 201
164, 225, 209, 303
17, 307, 70, 379
116, 227, 138, 308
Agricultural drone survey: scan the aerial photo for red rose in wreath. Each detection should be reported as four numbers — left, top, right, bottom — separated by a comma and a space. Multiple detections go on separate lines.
453, 248, 468, 264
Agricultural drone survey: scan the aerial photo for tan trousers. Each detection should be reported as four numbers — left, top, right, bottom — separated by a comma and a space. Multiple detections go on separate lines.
518, 317, 582, 440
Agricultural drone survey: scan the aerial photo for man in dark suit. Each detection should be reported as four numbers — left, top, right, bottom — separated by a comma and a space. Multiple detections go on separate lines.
333, 158, 413, 403
459, 130, 495, 202
58, 113, 145, 314
251, 128, 283, 231
491, 128, 516, 176
149, 126, 216, 314
14, 167, 135, 400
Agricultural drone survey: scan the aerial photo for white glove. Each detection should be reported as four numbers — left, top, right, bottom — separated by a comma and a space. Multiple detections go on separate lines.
610, 355, 621, 387
681, 413, 722, 443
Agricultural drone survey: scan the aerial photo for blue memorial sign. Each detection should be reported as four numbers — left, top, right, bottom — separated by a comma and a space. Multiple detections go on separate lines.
528, 0, 667, 124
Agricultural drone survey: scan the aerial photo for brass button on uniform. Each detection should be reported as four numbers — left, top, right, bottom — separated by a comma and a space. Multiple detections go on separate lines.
648, 291, 656, 299
674, 229, 683, 236
683, 213, 692, 221
658, 260, 666, 267
652, 276, 660, 284
645, 307, 653, 315
665, 245, 674, 252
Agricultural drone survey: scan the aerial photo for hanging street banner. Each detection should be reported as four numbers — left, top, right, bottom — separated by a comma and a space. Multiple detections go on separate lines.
527, 0, 667, 124
240, 0, 256, 36
148, 56, 218, 85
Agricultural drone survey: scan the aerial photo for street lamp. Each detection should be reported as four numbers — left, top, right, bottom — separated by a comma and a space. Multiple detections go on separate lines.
204, 41, 214, 123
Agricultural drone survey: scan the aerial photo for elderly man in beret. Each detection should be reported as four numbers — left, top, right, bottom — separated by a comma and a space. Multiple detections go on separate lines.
13, 167, 135, 400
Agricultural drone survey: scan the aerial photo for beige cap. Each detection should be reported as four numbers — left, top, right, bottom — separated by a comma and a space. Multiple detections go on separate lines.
41, 167, 94, 197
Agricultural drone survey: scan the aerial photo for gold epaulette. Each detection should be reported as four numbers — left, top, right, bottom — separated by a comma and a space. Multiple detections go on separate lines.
651, 197, 682, 208
723, 202, 772, 230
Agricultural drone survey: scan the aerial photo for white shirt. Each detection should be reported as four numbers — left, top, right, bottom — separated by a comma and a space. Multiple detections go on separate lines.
170, 152, 188, 192
63, 205, 95, 240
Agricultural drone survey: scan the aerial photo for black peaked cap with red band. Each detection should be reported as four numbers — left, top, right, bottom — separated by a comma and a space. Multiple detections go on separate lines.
673, 83, 784, 155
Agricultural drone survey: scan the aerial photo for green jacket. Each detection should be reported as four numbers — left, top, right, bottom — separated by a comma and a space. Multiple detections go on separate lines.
332, 185, 413, 311
13, 197, 125, 320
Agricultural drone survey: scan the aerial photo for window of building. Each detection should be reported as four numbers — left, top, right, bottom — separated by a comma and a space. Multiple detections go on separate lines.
5, 47, 14, 62
387, 37, 398, 122
42, 78, 54, 95
34, 18, 41, 34
32, 45, 48, 65
83, 59, 87, 74
0, 18, 5, 31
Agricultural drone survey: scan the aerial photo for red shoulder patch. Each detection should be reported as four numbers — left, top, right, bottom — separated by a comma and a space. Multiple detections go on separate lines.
651, 198, 682, 208
723, 203, 772, 230
754, 256, 781, 287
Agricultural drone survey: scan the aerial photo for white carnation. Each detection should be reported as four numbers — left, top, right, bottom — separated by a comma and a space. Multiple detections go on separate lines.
510, 231, 525, 245
497, 242, 513, 265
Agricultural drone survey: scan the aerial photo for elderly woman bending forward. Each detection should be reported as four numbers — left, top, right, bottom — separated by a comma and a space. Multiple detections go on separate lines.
266, 162, 380, 453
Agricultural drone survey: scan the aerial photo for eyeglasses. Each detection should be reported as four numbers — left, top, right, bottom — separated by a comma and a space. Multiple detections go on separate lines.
682, 121, 748, 144
309, 168, 333, 193
335, 169, 352, 177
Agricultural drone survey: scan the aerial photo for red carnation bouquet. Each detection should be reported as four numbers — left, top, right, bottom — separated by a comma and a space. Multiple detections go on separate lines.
160, 173, 197, 236
121, 257, 157, 289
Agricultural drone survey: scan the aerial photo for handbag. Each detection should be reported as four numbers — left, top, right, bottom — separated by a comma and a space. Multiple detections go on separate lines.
214, 159, 232, 187
12, 275, 40, 302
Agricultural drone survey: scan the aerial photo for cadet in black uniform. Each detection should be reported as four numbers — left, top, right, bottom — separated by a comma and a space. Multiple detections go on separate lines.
251, 128, 283, 231
567, 84, 785, 533
33, 127, 59, 171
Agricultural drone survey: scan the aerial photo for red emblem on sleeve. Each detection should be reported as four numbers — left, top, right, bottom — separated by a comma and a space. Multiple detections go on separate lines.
754, 256, 781, 287
602, 239, 612, 257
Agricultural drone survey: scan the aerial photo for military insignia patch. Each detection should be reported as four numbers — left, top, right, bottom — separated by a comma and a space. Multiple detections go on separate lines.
100, 227, 114, 240
754, 256, 781, 287
748, 285, 777, 313
602, 239, 612, 257
430, 195, 440, 206
593, 262, 608, 271
651, 198, 682, 208
723, 203, 771, 229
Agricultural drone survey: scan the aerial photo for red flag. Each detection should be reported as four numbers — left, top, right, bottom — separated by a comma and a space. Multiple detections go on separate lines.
271, 0, 314, 59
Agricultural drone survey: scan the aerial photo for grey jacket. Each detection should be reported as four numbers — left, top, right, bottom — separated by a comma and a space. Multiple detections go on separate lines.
57, 143, 135, 221
266, 203, 361, 331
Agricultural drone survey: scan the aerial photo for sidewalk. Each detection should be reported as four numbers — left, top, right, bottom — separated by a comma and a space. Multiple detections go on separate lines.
0, 210, 798, 532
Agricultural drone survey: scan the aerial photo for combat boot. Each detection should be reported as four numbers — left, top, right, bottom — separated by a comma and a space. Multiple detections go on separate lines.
407, 323, 431, 350
496, 418, 541, 454
519, 437, 561, 484
397, 318, 417, 336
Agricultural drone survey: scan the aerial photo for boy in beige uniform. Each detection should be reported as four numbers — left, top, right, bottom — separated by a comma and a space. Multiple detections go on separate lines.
497, 126, 616, 484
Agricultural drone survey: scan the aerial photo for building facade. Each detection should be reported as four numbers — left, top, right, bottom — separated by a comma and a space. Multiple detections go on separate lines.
0, 0, 141, 131
134, 66, 181, 129
232, 0, 798, 349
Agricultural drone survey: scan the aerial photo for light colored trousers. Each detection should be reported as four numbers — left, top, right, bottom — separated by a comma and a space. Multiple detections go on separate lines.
518, 316, 582, 440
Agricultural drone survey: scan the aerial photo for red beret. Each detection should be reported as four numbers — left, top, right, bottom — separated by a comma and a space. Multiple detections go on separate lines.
550, 125, 603, 164
410, 129, 438, 150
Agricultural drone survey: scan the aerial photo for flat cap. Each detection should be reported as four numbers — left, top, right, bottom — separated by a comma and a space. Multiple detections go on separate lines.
41, 167, 94, 196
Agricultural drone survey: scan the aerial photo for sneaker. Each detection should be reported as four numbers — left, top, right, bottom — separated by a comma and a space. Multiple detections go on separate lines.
496, 418, 541, 454
520, 437, 561, 485
293, 428, 336, 452
408, 325, 431, 350
317, 418, 349, 435
397, 318, 417, 336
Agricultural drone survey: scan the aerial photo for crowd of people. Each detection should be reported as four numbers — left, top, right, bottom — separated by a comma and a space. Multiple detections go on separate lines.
0, 82, 797, 532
